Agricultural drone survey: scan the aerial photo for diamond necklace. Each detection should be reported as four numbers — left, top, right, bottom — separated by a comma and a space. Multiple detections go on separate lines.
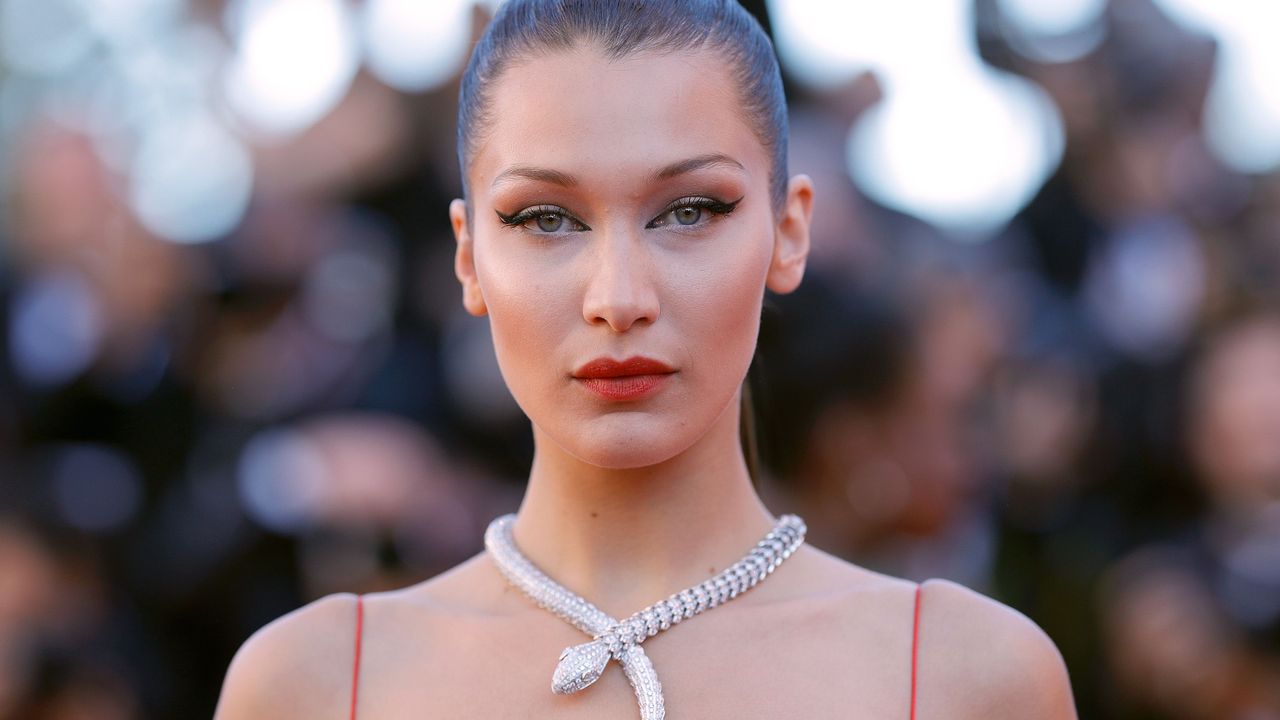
484, 513, 806, 720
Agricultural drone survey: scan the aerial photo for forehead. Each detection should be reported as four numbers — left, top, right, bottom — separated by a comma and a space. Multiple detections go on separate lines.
469, 46, 767, 194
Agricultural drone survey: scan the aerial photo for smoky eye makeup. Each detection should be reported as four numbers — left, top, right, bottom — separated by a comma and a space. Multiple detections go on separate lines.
495, 204, 591, 233
492, 191, 743, 235
646, 195, 743, 229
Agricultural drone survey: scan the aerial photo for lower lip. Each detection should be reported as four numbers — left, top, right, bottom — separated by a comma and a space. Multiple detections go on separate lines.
576, 374, 673, 401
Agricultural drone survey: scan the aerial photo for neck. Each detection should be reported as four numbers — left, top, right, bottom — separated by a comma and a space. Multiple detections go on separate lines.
509, 401, 777, 617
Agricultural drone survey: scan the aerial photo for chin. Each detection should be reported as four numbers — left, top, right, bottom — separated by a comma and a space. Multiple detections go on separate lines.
553, 417, 701, 470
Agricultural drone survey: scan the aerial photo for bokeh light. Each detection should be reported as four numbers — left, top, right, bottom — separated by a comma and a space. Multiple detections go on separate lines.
1155, 0, 1280, 173
51, 444, 144, 533
0, 0, 94, 76
128, 110, 253, 243
360, 0, 473, 93
996, 0, 1108, 63
848, 70, 1063, 237
236, 427, 329, 534
77, 0, 184, 45
771, 0, 1064, 235
222, 0, 359, 137
999, 0, 1107, 35
8, 272, 104, 387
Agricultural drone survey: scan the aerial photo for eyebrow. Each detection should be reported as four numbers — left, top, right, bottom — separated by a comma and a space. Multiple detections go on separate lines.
491, 166, 578, 189
490, 153, 745, 190
651, 153, 745, 181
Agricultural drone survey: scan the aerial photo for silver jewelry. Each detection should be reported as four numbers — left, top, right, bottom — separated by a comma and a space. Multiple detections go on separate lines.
484, 513, 806, 720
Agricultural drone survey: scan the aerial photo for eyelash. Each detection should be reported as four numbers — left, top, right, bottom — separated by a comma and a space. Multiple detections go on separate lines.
646, 196, 742, 229
494, 196, 742, 234
495, 204, 589, 232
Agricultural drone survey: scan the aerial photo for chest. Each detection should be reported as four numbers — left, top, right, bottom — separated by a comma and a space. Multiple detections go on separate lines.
354, 600, 915, 719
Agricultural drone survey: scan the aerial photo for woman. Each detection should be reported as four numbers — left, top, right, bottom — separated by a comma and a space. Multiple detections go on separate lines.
215, 1, 1077, 717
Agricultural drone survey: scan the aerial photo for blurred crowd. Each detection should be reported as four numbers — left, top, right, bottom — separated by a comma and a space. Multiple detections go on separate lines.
1, 0, 1278, 718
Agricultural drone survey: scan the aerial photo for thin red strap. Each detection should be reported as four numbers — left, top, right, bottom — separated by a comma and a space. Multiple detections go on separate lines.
351, 594, 364, 720
910, 583, 922, 720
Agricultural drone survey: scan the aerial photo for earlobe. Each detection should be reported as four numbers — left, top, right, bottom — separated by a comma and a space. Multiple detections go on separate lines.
451, 198, 489, 317
766, 174, 814, 295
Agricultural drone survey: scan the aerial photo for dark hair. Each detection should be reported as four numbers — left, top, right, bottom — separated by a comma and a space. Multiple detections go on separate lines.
456, 0, 790, 213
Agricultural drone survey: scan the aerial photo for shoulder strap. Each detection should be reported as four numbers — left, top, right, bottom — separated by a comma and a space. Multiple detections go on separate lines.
351, 594, 364, 720
911, 582, 922, 720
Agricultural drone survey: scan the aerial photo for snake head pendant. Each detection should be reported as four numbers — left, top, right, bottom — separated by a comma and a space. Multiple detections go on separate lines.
552, 639, 612, 694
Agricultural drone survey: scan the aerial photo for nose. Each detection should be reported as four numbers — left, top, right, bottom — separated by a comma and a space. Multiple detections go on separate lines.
581, 225, 659, 332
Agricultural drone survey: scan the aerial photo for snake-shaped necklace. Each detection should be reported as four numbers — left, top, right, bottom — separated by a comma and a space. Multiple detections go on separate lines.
484, 513, 806, 720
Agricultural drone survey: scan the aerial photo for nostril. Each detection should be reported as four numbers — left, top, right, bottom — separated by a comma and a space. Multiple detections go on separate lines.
580, 237, 661, 331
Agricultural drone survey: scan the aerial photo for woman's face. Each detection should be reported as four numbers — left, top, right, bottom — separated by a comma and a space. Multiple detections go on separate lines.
452, 46, 811, 469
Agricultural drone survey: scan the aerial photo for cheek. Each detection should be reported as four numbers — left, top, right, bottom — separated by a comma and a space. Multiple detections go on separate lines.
669, 231, 773, 361
473, 242, 575, 386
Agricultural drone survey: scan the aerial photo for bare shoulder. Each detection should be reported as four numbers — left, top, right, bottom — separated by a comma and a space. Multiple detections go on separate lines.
213, 592, 362, 720
382, 550, 512, 616
786, 543, 915, 595
916, 579, 1077, 720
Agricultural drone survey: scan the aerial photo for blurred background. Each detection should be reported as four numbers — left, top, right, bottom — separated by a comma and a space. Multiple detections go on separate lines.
0, 0, 1278, 717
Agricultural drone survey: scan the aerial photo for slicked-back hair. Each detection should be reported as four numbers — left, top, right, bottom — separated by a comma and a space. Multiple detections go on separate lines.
456, 0, 790, 215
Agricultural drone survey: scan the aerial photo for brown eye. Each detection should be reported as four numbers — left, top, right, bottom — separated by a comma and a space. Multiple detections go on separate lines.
674, 206, 702, 225
536, 213, 564, 232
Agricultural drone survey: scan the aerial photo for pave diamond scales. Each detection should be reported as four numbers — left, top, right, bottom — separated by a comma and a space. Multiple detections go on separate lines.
484, 513, 806, 720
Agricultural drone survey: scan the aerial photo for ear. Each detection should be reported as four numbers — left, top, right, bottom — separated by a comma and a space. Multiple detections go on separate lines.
766, 174, 814, 294
451, 198, 488, 316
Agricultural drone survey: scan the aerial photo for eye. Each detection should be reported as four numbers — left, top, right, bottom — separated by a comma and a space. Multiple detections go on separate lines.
647, 196, 742, 229
536, 212, 566, 232
496, 205, 590, 234
674, 206, 702, 225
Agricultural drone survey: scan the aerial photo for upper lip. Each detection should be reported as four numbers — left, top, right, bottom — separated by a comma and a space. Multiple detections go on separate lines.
572, 356, 676, 378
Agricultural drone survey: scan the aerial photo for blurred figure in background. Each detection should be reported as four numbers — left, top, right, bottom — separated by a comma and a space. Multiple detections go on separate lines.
758, 265, 1005, 590
1100, 310, 1280, 720
0, 518, 139, 720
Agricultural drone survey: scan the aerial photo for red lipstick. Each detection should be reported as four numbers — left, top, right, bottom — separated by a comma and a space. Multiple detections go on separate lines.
572, 356, 675, 401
